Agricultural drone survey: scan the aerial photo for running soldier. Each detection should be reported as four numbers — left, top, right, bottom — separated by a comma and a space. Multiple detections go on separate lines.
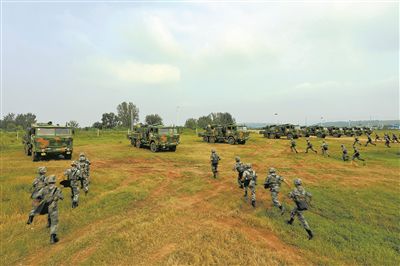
305, 139, 317, 154
375, 133, 381, 142
384, 134, 391, 148
27, 167, 48, 225
264, 168, 290, 214
210, 149, 221, 178
243, 164, 257, 207
290, 138, 298, 153
352, 147, 365, 163
78, 153, 91, 195
341, 144, 349, 161
321, 141, 329, 157
365, 133, 376, 146
353, 137, 361, 147
64, 161, 81, 208
392, 133, 399, 143
232, 156, 245, 188
287, 178, 313, 240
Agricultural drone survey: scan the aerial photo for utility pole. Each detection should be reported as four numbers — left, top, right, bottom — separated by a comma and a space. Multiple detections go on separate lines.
130, 108, 134, 131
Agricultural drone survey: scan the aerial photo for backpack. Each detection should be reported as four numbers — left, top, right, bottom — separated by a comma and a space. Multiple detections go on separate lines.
295, 190, 309, 211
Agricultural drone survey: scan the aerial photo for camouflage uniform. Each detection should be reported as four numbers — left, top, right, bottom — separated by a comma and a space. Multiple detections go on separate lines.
392, 134, 399, 143
321, 141, 329, 157
233, 156, 244, 188
210, 150, 220, 178
36, 175, 64, 244
341, 144, 349, 161
384, 134, 391, 148
264, 168, 285, 214
375, 133, 380, 142
353, 137, 361, 147
64, 161, 81, 208
78, 153, 91, 194
27, 167, 48, 224
305, 140, 317, 154
290, 139, 298, 153
243, 164, 257, 207
287, 179, 313, 240
352, 147, 365, 161
365, 134, 376, 146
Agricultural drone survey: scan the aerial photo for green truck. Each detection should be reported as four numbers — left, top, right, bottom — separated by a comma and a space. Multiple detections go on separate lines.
23, 122, 74, 161
198, 124, 249, 144
127, 124, 180, 152
259, 124, 301, 139
326, 126, 344, 137
302, 126, 327, 138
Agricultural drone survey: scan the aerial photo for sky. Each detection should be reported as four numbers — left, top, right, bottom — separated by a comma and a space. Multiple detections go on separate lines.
2, 1, 399, 126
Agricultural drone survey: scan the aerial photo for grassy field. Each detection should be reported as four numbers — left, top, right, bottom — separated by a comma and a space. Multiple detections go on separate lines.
1, 129, 399, 265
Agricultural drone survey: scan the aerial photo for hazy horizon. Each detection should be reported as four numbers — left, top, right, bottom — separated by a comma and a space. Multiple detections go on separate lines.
2, 1, 399, 127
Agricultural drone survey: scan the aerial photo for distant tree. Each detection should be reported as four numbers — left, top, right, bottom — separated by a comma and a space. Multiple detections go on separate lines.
145, 114, 163, 125
15, 113, 37, 129
92, 122, 103, 129
66, 120, 79, 128
101, 113, 120, 129
210, 112, 235, 125
197, 115, 213, 128
1, 113, 16, 130
117, 102, 139, 128
184, 118, 198, 129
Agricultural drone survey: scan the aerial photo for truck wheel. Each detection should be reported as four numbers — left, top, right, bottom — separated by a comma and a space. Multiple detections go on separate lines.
287, 134, 293, 139
203, 136, 208, 142
130, 138, 135, 146
240, 140, 246, 145
136, 140, 141, 148
65, 153, 72, 160
209, 137, 215, 143
32, 152, 39, 162
228, 137, 235, 145
150, 142, 158, 152
170, 146, 177, 152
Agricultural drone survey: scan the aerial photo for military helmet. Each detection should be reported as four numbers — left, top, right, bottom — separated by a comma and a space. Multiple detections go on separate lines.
341, 144, 344, 147
235, 156, 240, 162
47, 175, 56, 184
38, 166, 47, 174
269, 167, 276, 174
294, 178, 302, 186
71, 161, 77, 166
79, 152, 85, 157
247, 163, 252, 169
211, 149, 215, 153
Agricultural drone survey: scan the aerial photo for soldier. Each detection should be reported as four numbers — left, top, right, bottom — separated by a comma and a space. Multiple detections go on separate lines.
243, 164, 257, 207
384, 134, 391, 148
321, 140, 329, 157
392, 133, 399, 143
64, 161, 81, 208
287, 178, 313, 240
232, 156, 244, 188
374, 133, 381, 142
264, 168, 290, 214
353, 137, 361, 147
210, 149, 221, 178
27, 167, 48, 225
36, 175, 64, 244
365, 133, 376, 146
78, 153, 91, 195
352, 147, 365, 162
341, 144, 349, 161
305, 139, 317, 154
290, 138, 298, 153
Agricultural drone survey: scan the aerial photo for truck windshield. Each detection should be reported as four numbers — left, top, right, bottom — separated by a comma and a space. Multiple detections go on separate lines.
36, 128, 55, 136
159, 128, 177, 135
55, 128, 71, 135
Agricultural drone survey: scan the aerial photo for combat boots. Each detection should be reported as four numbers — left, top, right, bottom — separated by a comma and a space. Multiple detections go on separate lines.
251, 200, 256, 208
287, 218, 294, 225
306, 229, 314, 240
50, 234, 59, 244
26, 215, 34, 225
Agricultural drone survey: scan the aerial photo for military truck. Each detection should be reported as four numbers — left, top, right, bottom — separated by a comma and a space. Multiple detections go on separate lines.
342, 127, 355, 137
259, 124, 301, 139
23, 122, 74, 161
326, 126, 344, 137
198, 124, 249, 144
304, 126, 327, 138
127, 124, 180, 152
352, 127, 363, 136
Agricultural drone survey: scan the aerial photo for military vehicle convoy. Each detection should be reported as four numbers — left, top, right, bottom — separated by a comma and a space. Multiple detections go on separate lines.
198, 124, 249, 144
259, 124, 301, 139
23, 122, 74, 161
127, 124, 180, 152
326, 126, 344, 137
301, 126, 327, 138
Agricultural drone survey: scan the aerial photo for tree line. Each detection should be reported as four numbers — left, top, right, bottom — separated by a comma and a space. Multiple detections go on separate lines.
184, 112, 236, 129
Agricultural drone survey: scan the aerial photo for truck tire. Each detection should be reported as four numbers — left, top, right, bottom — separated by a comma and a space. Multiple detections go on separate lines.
203, 136, 208, 142
65, 153, 72, 160
287, 133, 293, 139
228, 137, 235, 145
32, 152, 39, 162
136, 140, 141, 148
170, 146, 177, 152
130, 138, 135, 146
150, 142, 158, 152
209, 137, 215, 143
